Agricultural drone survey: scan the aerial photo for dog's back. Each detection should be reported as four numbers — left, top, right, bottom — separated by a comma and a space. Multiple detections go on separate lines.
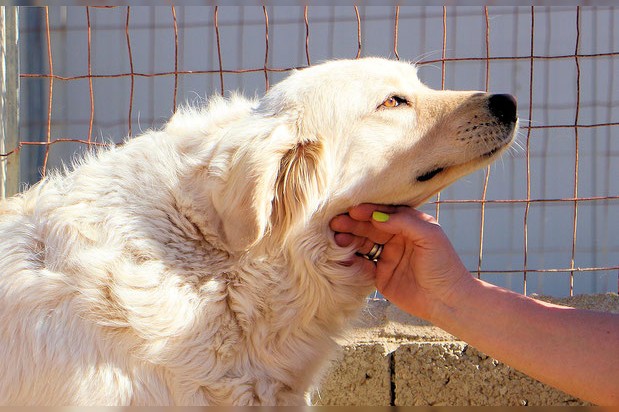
0, 137, 192, 404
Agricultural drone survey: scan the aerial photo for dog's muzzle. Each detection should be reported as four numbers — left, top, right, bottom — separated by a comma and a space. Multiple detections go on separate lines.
360, 243, 384, 262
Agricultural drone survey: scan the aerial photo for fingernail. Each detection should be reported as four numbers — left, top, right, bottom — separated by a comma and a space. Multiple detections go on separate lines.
372, 211, 390, 222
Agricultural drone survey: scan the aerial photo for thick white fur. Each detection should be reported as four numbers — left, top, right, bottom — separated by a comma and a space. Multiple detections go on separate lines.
0, 58, 516, 405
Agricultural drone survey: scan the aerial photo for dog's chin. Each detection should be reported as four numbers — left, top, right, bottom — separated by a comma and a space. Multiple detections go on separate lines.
455, 142, 509, 172
434, 124, 517, 181
405, 137, 515, 209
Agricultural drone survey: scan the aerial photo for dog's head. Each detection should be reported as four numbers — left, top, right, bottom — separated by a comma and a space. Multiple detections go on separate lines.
206, 57, 517, 252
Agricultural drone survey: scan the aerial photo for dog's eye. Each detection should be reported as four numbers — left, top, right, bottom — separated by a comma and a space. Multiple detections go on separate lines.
381, 96, 407, 108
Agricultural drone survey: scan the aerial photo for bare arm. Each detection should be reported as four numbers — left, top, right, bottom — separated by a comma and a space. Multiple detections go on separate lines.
433, 276, 619, 406
330, 204, 619, 405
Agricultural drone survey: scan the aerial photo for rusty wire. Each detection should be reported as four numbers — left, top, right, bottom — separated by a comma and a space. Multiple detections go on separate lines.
17, 51, 619, 82
475, 6, 491, 280
434, 6, 448, 222
354, 6, 362, 59
41, 7, 53, 177
304, 7, 310, 66
523, 6, 536, 295
172, 6, 179, 112
214, 7, 224, 96
263, 6, 269, 91
570, 6, 583, 295
393, 6, 400, 60
86, 7, 94, 144
125, 7, 134, 137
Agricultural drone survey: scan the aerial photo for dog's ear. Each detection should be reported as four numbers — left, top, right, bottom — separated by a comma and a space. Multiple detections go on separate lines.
272, 138, 325, 236
212, 122, 287, 252
212, 120, 325, 252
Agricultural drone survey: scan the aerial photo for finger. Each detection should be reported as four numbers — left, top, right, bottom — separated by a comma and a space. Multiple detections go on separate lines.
350, 203, 438, 225
348, 203, 400, 221
341, 243, 380, 272
333, 232, 359, 248
369, 208, 446, 248
330, 214, 393, 246
372, 244, 405, 290
329, 213, 353, 232
359, 255, 379, 274
356, 237, 383, 257
406, 208, 440, 225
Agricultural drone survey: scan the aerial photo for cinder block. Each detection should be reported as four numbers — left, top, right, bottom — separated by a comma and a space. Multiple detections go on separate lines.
310, 295, 616, 405
311, 343, 391, 405
393, 342, 589, 406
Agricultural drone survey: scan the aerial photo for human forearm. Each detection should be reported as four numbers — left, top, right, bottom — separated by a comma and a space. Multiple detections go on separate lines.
431, 277, 619, 405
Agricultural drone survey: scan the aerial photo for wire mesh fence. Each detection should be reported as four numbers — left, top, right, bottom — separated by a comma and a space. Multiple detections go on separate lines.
6, 6, 619, 297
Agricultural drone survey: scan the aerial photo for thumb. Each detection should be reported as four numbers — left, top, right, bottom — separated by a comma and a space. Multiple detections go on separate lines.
370, 208, 444, 248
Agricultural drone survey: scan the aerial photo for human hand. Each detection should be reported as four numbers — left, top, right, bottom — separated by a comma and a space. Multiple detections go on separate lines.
330, 204, 473, 321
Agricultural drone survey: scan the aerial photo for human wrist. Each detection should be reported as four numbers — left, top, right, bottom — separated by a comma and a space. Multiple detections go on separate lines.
427, 268, 478, 327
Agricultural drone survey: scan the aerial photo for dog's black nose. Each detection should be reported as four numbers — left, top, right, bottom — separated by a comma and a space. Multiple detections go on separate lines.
488, 94, 517, 124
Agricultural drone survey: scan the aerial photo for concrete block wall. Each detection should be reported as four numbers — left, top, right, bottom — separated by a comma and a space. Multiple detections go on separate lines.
311, 294, 618, 406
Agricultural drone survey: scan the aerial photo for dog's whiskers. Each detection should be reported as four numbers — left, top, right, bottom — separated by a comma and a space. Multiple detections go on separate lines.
413, 49, 444, 66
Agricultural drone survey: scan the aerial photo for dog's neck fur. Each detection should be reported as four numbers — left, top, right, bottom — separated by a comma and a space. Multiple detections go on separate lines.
165, 119, 374, 400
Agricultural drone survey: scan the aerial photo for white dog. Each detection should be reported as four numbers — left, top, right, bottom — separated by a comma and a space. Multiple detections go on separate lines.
0, 58, 517, 405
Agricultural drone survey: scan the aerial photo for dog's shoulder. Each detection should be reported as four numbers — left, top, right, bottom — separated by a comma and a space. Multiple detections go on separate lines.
165, 93, 257, 143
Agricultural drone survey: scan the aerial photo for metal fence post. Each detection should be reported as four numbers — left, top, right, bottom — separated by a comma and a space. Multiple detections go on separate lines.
0, 6, 19, 200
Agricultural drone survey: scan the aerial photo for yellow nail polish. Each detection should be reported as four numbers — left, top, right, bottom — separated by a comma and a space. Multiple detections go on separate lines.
372, 211, 390, 223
